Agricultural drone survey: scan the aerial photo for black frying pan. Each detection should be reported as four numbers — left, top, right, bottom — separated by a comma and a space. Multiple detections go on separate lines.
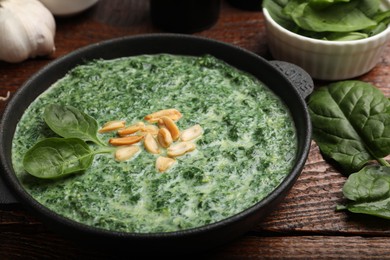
0, 34, 313, 254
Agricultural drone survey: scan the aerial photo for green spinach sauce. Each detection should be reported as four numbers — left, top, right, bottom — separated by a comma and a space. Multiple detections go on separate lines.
12, 54, 297, 233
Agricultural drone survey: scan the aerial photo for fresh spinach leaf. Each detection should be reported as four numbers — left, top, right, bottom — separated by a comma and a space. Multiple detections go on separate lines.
373, 10, 390, 24
361, 10, 390, 36
263, 0, 389, 41
308, 0, 351, 10
308, 80, 390, 174
23, 138, 103, 179
263, 0, 298, 31
291, 1, 376, 32
24, 104, 115, 179
275, 0, 289, 6
44, 104, 104, 146
357, 0, 380, 18
337, 165, 390, 219
361, 22, 388, 37
387, 98, 390, 113
283, 0, 305, 16
324, 31, 368, 40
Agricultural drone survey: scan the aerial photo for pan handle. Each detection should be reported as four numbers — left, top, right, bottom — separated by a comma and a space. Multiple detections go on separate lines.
0, 175, 18, 204
269, 60, 314, 99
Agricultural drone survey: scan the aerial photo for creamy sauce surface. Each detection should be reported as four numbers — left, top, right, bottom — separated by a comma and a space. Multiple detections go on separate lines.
12, 54, 297, 233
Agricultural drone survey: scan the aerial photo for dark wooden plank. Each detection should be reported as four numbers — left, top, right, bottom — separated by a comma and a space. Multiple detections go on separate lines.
209, 235, 390, 259
2, 232, 390, 259
0, 0, 390, 258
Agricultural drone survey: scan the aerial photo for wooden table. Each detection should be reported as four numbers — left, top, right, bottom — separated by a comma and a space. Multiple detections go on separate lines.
1, 1, 389, 258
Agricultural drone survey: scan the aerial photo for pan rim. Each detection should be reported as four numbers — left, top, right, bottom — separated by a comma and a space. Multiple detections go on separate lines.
0, 33, 311, 242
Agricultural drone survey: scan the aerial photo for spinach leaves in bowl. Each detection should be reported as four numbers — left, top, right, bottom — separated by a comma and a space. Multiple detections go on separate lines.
263, 0, 390, 41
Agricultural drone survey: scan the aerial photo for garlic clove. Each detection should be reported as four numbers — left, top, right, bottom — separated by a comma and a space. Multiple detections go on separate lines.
0, 8, 30, 62
0, 0, 56, 63
16, 0, 56, 57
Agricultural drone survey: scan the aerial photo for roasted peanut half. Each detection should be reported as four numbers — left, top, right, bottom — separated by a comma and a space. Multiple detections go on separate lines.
156, 156, 176, 173
159, 116, 180, 141
141, 124, 159, 136
99, 120, 125, 133
144, 108, 182, 123
109, 135, 144, 146
144, 133, 160, 154
180, 124, 203, 141
180, 125, 203, 142
157, 128, 173, 148
118, 122, 144, 136
167, 141, 196, 157
115, 145, 140, 161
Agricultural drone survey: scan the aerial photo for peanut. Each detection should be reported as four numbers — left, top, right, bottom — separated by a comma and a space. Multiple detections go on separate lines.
115, 145, 140, 161
144, 133, 160, 154
144, 108, 182, 123
109, 135, 144, 146
157, 128, 173, 148
180, 124, 203, 141
117, 122, 144, 136
156, 156, 176, 173
167, 141, 196, 157
99, 120, 125, 133
159, 116, 180, 141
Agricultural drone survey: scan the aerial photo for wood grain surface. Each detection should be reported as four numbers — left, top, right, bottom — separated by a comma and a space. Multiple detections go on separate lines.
1, 1, 389, 258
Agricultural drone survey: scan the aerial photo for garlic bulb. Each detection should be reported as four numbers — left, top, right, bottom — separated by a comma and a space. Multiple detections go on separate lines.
0, 0, 56, 63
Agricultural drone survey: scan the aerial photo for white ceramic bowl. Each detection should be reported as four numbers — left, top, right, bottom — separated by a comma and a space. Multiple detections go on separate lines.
39, 0, 99, 16
263, 0, 390, 80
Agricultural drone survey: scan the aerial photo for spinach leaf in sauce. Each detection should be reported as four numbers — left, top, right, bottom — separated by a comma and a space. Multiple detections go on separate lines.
44, 103, 105, 146
23, 138, 102, 179
23, 104, 114, 179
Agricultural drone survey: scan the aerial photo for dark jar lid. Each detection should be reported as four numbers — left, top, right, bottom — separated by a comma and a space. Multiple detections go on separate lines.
150, 0, 221, 33
226, 0, 262, 11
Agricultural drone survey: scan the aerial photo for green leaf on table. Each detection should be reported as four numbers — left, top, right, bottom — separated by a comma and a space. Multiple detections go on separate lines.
23, 138, 95, 179
338, 165, 390, 219
308, 80, 390, 174
44, 104, 104, 146
388, 98, 390, 112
